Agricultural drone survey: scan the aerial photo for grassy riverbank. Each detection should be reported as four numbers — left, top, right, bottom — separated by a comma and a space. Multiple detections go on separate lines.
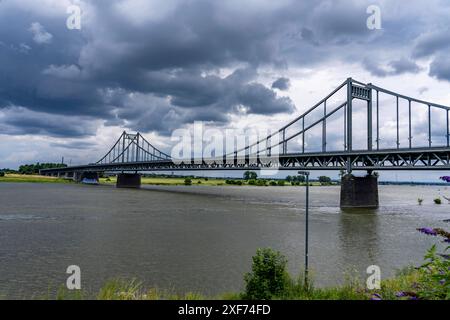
0, 174, 328, 187
0, 174, 73, 184
46, 267, 421, 300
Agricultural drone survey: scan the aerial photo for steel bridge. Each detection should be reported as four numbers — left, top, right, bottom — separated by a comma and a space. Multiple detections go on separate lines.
41, 78, 450, 176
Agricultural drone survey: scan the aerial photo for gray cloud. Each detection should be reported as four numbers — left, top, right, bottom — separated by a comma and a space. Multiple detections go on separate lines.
272, 77, 291, 91
0, 0, 449, 141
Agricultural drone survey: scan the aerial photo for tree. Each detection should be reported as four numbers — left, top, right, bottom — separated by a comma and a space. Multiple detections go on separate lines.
318, 176, 332, 185
292, 175, 305, 183
243, 171, 258, 180
0, 171, 4, 177
285, 175, 292, 182
243, 248, 290, 299
184, 178, 192, 185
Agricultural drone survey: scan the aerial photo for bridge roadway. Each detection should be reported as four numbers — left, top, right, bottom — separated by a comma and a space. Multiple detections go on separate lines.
40, 146, 450, 175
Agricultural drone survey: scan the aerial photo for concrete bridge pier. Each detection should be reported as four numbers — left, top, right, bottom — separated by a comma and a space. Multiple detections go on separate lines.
116, 173, 141, 188
340, 174, 379, 209
74, 171, 99, 183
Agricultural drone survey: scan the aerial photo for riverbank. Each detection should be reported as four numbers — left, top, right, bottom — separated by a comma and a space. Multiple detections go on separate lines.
0, 174, 328, 187
43, 264, 423, 300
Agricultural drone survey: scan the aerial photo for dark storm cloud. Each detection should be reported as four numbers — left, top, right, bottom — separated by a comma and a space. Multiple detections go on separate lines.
0, 107, 98, 137
0, 0, 448, 139
429, 55, 450, 82
272, 77, 291, 91
364, 58, 422, 77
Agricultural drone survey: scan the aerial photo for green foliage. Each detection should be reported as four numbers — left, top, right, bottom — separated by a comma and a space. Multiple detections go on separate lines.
277, 180, 285, 186
184, 178, 192, 185
243, 248, 291, 299
292, 175, 305, 183
0, 171, 4, 177
243, 171, 258, 180
318, 176, 332, 185
269, 181, 277, 186
18, 163, 67, 175
248, 179, 256, 185
256, 179, 267, 186
434, 197, 442, 204
285, 176, 292, 182
415, 245, 450, 299
225, 179, 243, 185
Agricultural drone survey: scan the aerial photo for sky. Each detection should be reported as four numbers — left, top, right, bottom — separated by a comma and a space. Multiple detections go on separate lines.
0, 0, 450, 181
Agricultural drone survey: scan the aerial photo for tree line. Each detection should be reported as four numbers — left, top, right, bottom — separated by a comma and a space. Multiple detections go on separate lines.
0, 163, 68, 175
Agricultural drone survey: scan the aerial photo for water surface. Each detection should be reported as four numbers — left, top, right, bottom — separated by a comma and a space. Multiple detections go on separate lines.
0, 182, 448, 298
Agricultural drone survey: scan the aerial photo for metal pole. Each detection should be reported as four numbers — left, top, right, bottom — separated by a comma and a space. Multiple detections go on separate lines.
346, 78, 353, 151
305, 173, 309, 286
396, 96, 399, 149
409, 100, 412, 149
298, 170, 310, 287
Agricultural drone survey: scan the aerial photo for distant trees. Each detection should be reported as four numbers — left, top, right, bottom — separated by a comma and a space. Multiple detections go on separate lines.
18, 163, 67, 175
318, 176, 332, 185
244, 171, 258, 180
286, 175, 305, 184
184, 178, 192, 185
0, 171, 4, 177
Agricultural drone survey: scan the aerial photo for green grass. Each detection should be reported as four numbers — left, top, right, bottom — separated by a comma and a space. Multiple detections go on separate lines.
33, 268, 422, 300
0, 174, 73, 184
0, 173, 333, 187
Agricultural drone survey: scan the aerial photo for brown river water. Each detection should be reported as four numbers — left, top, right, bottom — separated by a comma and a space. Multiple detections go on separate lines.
0, 182, 449, 298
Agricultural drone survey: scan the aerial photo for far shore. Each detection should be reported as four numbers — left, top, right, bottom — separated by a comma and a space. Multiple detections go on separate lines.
0, 173, 448, 187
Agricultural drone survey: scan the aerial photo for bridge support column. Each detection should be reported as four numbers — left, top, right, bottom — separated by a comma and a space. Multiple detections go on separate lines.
116, 173, 141, 188
340, 174, 378, 209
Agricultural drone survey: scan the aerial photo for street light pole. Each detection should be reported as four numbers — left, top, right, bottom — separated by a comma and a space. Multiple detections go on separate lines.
298, 171, 310, 286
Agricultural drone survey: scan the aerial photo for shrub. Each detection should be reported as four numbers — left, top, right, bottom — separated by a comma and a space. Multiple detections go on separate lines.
277, 180, 285, 186
434, 198, 442, 204
235, 180, 242, 185
0, 171, 4, 177
318, 176, 332, 185
248, 179, 256, 185
269, 181, 277, 186
243, 171, 258, 180
184, 178, 192, 185
243, 248, 291, 300
197, 181, 202, 184
256, 179, 267, 186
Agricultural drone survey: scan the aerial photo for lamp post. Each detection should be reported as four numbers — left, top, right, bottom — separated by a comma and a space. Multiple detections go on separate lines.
298, 171, 310, 286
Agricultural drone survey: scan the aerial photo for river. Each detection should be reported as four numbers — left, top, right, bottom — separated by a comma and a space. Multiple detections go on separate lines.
0, 182, 449, 298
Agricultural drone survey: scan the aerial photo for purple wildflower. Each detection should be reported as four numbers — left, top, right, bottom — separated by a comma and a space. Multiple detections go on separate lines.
417, 227, 438, 236
440, 176, 450, 182
371, 293, 382, 300
396, 291, 407, 297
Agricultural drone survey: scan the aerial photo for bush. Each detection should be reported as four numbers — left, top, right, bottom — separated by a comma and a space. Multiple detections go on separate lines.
248, 179, 256, 185
243, 248, 291, 300
256, 179, 267, 186
235, 180, 242, 186
269, 181, 277, 186
318, 176, 332, 185
277, 180, 285, 186
184, 178, 192, 185
243, 171, 258, 180
197, 181, 202, 184
434, 198, 442, 204
0, 171, 4, 177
